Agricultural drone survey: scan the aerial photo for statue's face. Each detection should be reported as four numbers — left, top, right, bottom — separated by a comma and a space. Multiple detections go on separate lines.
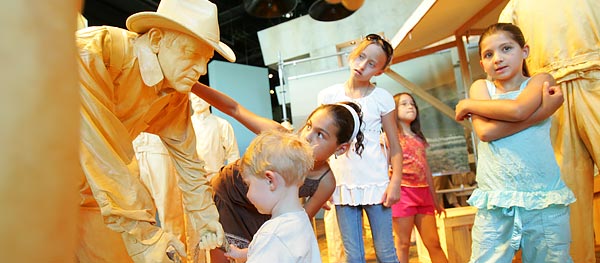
157, 32, 214, 93
189, 93, 210, 113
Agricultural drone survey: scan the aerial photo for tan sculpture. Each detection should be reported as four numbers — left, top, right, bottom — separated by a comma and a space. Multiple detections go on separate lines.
76, 0, 235, 262
133, 132, 191, 262
190, 93, 240, 180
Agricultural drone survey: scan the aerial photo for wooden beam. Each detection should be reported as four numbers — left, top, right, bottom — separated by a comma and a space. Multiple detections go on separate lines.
455, 0, 506, 36
391, 41, 456, 65
453, 33, 478, 166
455, 34, 473, 98
384, 69, 472, 131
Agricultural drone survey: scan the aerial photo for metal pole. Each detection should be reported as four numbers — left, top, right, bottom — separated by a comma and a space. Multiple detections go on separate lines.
278, 52, 287, 121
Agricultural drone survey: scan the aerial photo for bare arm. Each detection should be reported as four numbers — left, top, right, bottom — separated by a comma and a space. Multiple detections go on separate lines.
470, 81, 563, 142
303, 172, 335, 218
456, 73, 555, 121
191, 82, 285, 134
381, 111, 402, 207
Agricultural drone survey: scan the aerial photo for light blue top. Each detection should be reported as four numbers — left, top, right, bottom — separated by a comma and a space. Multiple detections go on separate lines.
468, 79, 575, 210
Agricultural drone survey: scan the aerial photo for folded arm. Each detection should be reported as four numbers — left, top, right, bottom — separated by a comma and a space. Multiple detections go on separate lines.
455, 73, 555, 122
470, 81, 563, 142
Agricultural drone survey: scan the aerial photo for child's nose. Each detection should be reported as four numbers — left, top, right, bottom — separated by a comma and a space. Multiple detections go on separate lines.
493, 53, 504, 63
359, 60, 368, 69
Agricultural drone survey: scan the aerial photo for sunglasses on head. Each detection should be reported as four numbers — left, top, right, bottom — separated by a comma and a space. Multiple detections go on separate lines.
365, 34, 393, 59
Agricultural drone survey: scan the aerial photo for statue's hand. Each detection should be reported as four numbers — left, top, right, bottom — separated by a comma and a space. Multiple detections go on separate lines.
197, 219, 225, 250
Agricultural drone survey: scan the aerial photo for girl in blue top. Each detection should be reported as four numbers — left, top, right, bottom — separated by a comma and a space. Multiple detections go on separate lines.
455, 23, 575, 263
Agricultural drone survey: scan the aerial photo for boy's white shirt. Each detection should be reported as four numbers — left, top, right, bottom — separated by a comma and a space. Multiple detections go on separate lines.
246, 210, 322, 263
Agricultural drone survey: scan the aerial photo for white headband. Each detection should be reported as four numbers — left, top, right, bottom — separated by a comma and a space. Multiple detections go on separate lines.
337, 103, 360, 143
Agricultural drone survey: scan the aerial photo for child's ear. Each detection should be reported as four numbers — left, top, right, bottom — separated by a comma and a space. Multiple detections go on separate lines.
265, 170, 279, 191
335, 142, 350, 156
522, 44, 530, 59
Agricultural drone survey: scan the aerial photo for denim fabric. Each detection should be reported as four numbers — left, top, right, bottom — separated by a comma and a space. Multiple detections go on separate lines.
336, 204, 398, 263
470, 205, 573, 263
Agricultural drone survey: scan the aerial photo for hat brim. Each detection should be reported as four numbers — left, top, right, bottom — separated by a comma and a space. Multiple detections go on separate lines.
126, 12, 236, 62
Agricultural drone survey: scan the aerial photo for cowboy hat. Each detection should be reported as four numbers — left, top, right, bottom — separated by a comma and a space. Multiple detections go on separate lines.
126, 0, 236, 62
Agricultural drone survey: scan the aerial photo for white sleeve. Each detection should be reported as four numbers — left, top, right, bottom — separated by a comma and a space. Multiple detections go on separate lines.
246, 234, 294, 263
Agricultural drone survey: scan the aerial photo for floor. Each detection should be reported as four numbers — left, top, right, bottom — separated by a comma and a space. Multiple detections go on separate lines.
314, 219, 420, 263
315, 219, 600, 263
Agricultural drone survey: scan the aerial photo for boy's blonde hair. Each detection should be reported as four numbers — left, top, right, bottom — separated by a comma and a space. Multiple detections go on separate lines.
240, 130, 314, 186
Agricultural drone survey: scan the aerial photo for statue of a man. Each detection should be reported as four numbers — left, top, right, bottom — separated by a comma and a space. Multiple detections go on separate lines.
76, 0, 235, 262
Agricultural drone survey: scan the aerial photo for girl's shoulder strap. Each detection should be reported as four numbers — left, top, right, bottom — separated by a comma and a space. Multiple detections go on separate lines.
484, 79, 496, 96
519, 77, 531, 90
318, 168, 331, 180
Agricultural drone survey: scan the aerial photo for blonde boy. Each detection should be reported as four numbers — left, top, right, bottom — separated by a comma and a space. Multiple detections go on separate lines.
225, 130, 322, 263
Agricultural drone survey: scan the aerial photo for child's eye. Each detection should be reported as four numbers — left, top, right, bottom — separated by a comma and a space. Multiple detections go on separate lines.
317, 132, 324, 139
483, 52, 492, 59
502, 46, 512, 52
368, 61, 376, 68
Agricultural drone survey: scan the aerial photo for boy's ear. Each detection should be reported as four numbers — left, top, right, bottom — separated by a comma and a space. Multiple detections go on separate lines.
264, 170, 279, 191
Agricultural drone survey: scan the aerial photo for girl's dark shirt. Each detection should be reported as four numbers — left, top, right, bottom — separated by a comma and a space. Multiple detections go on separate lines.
211, 160, 328, 242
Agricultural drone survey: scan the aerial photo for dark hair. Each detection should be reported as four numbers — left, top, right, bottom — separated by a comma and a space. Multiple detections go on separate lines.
393, 93, 427, 144
348, 33, 393, 69
479, 23, 530, 77
303, 102, 365, 156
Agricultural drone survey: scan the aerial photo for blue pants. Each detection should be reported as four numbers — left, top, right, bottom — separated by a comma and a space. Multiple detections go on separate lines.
470, 205, 572, 263
336, 204, 399, 263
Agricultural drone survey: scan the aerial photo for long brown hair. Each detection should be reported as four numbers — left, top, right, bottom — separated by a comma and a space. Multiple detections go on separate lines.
393, 92, 427, 144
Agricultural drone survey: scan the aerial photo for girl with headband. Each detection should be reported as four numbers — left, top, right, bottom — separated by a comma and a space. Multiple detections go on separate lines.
317, 33, 402, 263
191, 83, 365, 262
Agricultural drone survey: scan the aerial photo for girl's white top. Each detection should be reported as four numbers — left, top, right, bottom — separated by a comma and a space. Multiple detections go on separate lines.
318, 83, 395, 205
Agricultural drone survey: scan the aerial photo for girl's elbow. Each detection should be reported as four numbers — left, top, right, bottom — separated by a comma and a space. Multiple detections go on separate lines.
478, 134, 493, 142
474, 127, 494, 142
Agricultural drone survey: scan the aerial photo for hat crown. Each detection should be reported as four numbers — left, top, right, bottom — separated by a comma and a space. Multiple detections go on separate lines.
126, 0, 236, 62
156, 0, 219, 43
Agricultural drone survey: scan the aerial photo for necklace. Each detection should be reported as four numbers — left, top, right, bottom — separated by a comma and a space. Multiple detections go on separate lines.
345, 81, 374, 99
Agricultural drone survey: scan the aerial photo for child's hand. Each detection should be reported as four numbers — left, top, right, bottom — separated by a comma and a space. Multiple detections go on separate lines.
542, 81, 564, 108
382, 184, 401, 207
455, 99, 472, 121
435, 204, 446, 219
321, 201, 332, 211
224, 245, 247, 263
